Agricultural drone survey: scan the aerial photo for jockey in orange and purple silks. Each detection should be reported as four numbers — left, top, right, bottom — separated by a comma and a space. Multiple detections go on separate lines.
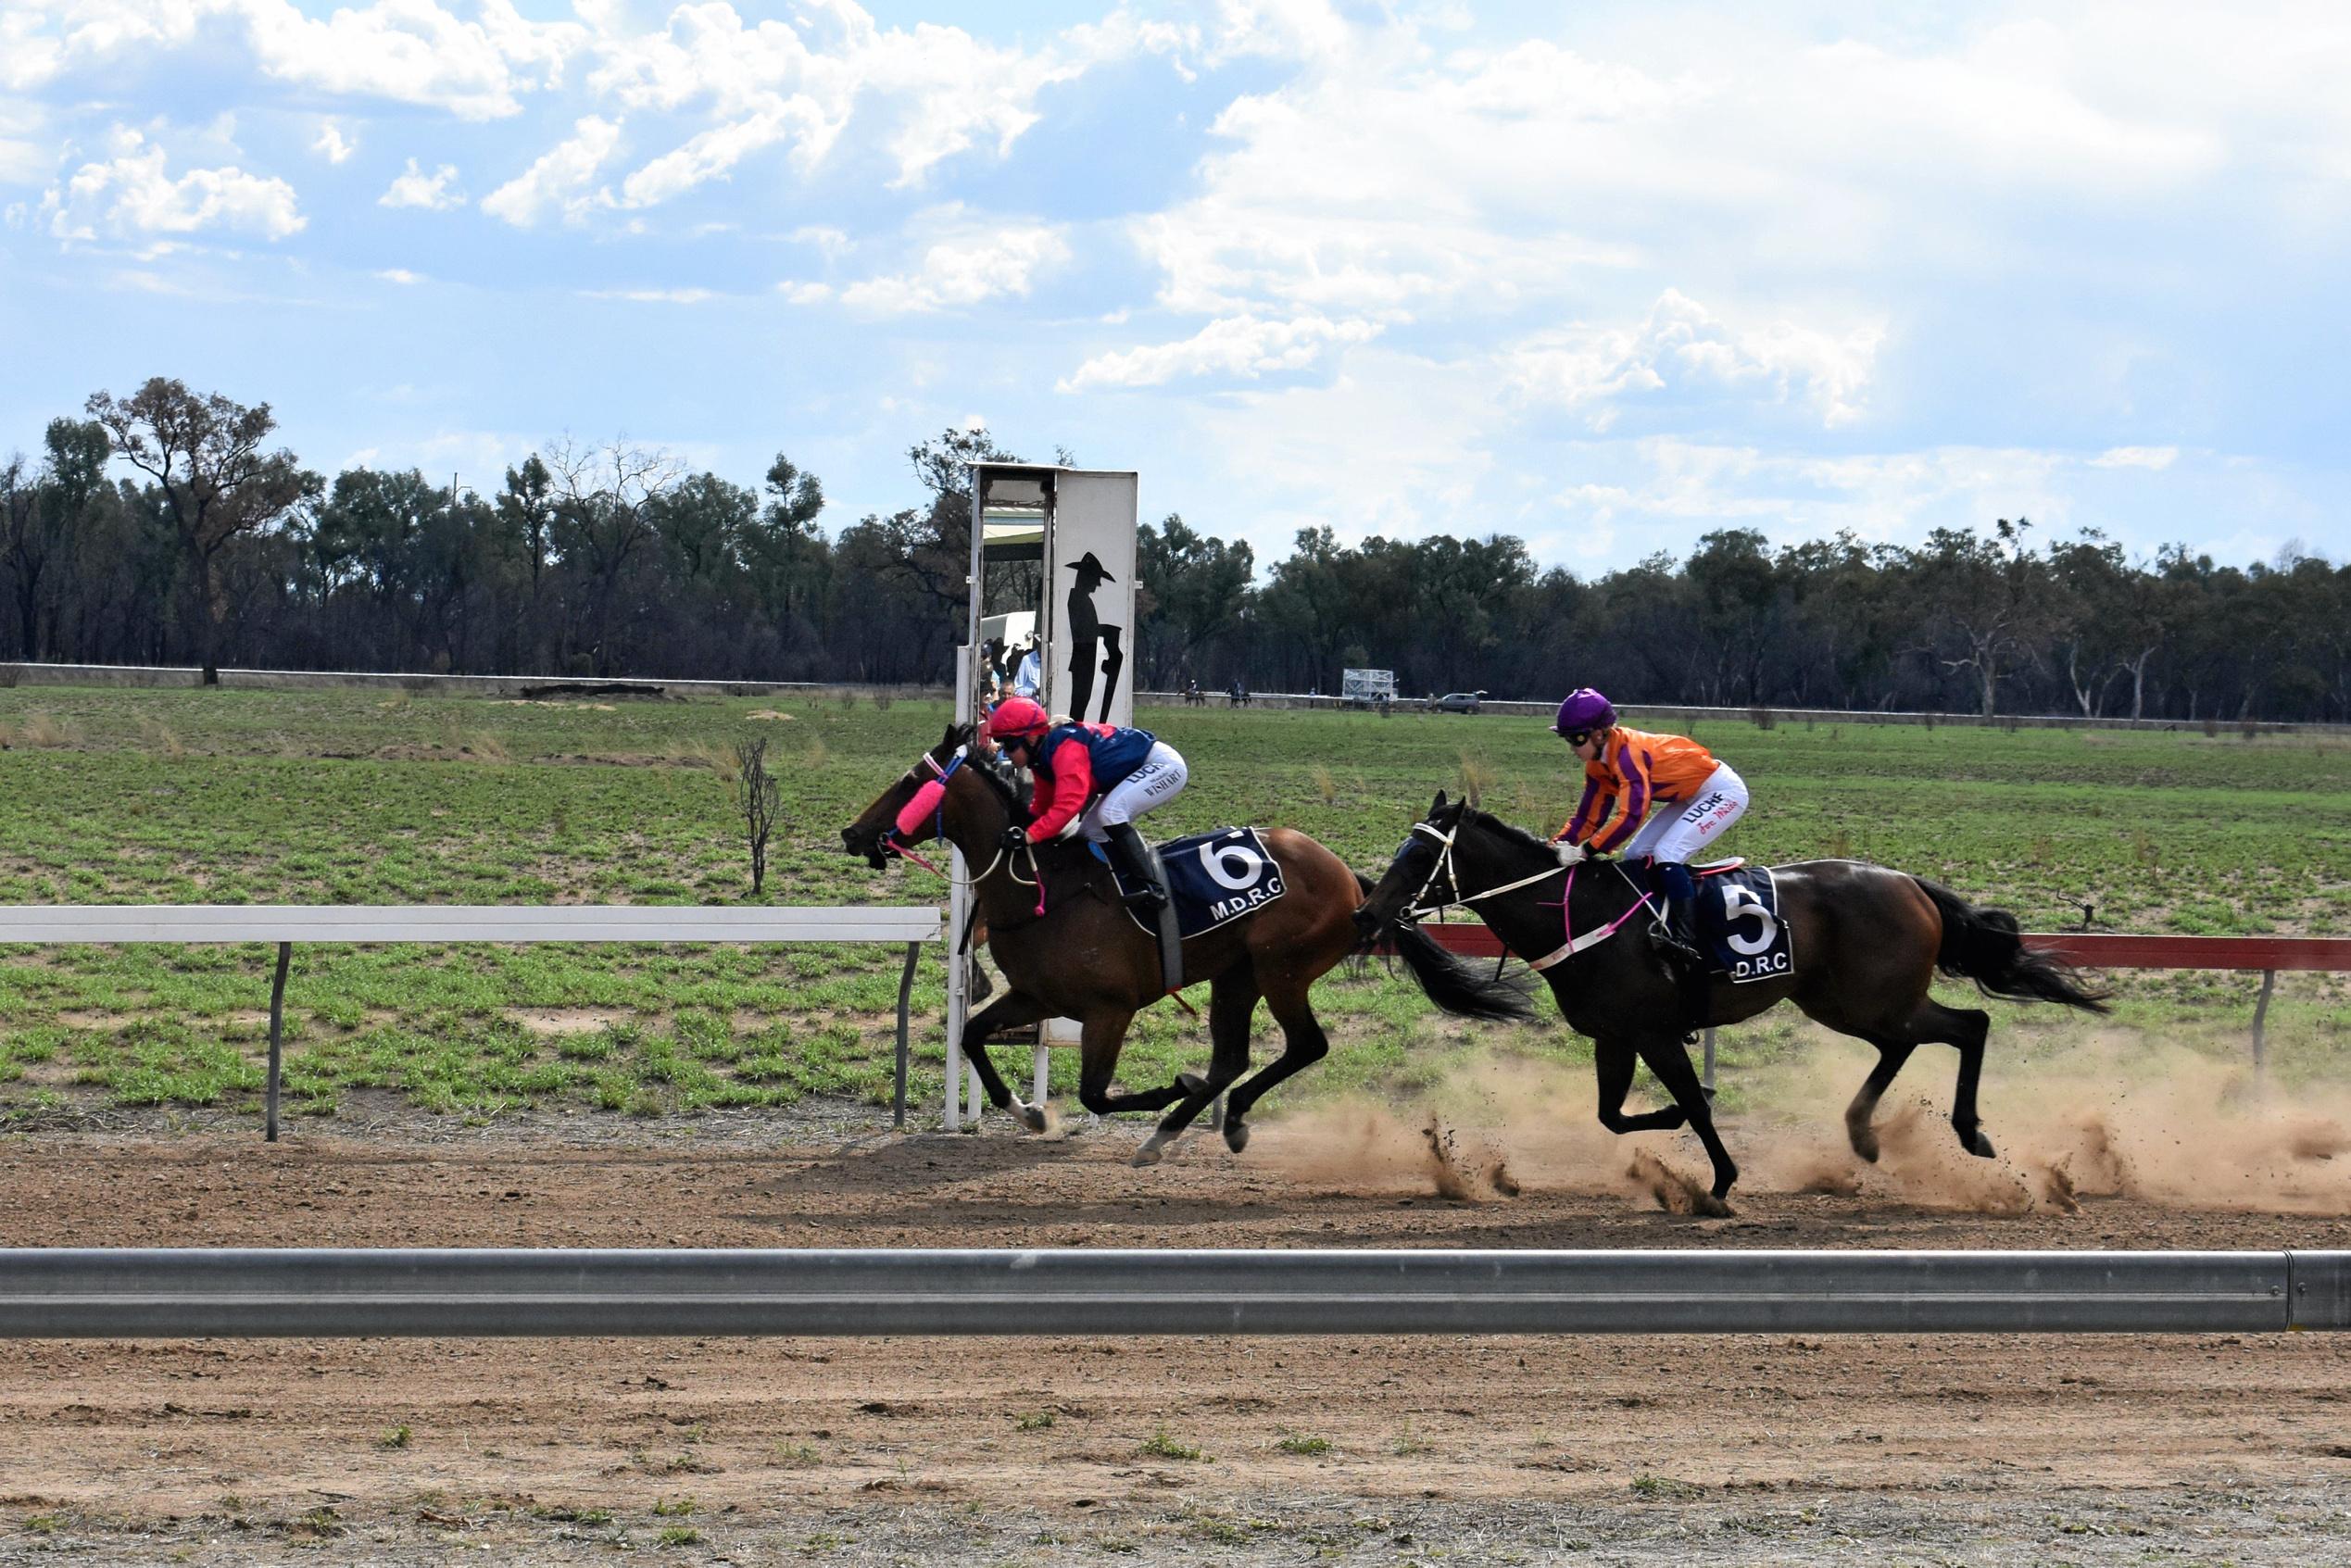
983, 696, 1188, 910
1551, 687, 1749, 966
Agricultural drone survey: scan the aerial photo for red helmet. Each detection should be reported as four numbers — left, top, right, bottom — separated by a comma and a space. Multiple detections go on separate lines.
986, 696, 1050, 740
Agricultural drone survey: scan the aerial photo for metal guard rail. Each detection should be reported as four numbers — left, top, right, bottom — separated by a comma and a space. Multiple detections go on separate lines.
1, 1248, 2343, 1337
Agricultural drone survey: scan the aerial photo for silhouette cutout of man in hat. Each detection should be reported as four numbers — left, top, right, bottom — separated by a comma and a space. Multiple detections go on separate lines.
1064, 551, 1125, 723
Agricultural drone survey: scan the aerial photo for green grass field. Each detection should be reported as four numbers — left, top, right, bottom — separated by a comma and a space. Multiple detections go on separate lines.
1, 684, 2345, 1124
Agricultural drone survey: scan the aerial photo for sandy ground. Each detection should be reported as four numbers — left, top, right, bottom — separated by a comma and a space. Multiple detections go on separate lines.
3, 1066, 2350, 1563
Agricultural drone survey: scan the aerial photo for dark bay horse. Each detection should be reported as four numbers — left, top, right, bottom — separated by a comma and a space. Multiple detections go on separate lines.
1354, 793, 2109, 1208
843, 729, 1532, 1163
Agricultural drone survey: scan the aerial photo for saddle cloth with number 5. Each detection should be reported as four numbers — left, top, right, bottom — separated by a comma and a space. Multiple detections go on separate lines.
1106, 827, 1289, 938
1702, 864, 1794, 984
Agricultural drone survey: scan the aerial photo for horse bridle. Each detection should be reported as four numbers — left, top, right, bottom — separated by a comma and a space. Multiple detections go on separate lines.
1395, 815, 1665, 972
1397, 816, 1575, 922
876, 746, 1037, 904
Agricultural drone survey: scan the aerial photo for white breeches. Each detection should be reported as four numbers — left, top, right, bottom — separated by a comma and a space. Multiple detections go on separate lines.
1076, 743, 1188, 841
1625, 762, 1749, 862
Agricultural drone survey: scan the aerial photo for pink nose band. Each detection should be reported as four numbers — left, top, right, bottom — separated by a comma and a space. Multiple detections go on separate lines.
894, 779, 948, 839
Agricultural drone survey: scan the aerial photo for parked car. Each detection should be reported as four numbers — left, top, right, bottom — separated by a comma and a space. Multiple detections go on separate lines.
1431, 690, 1488, 713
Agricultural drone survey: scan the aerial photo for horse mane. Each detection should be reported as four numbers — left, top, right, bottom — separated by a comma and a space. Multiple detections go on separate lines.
934, 724, 1026, 814
1462, 805, 1585, 865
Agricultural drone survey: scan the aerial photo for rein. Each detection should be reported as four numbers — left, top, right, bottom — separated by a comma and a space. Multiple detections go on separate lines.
1399, 819, 1574, 922
1521, 860, 1655, 972
877, 746, 1046, 917
1398, 817, 1652, 972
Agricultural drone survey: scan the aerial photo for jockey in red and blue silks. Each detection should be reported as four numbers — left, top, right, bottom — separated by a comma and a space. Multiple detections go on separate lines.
984, 696, 1189, 910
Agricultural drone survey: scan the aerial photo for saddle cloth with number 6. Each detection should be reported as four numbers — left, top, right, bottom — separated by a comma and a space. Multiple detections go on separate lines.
1702, 864, 1794, 984
1105, 827, 1289, 938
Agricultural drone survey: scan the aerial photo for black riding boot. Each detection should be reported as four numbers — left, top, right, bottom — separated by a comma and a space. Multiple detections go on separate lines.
1104, 822, 1168, 911
1653, 859, 1709, 1033
1653, 860, 1704, 962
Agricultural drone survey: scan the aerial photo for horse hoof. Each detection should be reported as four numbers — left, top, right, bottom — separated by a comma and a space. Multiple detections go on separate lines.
1223, 1120, 1250, 1155
1015, 1101, 1050, 1135
1697, 1190, 1737, 1218
1962, 1128, 1996, 1160
1176, 1071, 1212, 1098
1848, 1126, 1880, 1164
1131, 1137, 1166, 1169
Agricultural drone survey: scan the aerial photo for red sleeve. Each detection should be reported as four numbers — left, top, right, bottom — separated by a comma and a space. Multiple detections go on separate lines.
1027, 735, 1094, 839
1590, 742, 1650, 853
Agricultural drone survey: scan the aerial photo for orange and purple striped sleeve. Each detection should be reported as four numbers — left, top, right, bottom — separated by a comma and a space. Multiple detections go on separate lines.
1559, 773, 1605, 844
1589, 739, 1653, 854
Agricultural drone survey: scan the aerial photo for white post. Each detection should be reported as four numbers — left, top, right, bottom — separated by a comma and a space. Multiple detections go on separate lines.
945, 652, 973, 1131
2252, 969, 2276, 1076
1033, 1042, 1050, 1106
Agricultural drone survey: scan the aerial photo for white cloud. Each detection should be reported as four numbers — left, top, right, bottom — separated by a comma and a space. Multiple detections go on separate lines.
1547, 436, 2073, 546
480, 116, 620, 227
1508, 290, 1885, 430
790, 224, 850, 258
1183, 347, 1502, 552
6, 0, 583, 118
379, 157, 462, 210
376, 267, 421, 283
0, 100, 45, 184
581, 286, 715, 304
313, 119, 354, 163
616, 110, 797, 207
40, 129, 303, 243
1059, 313, 1382, 390
832, 210, 1068, 315
578, 2, 1154, 200
776, 280, 833, 305
2089, 445, 2180, 470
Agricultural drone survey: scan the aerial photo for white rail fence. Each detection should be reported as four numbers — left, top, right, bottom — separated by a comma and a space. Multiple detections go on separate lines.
0, 906, 941, 1136
0, 1248, 2343, 1337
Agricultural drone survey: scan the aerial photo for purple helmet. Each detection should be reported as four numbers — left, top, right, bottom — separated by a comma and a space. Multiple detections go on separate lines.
1553, 687, 1616, 736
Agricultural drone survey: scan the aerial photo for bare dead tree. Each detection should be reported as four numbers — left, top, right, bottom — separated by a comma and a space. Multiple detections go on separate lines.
544, 435, 685, 675
734, 735, 782, 895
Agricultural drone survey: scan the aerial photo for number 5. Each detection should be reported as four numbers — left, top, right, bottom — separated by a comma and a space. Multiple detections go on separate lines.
1721, 884, 1778, 957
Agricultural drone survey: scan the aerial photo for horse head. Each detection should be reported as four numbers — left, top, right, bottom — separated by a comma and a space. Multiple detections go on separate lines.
1353, 790, 1471, 937
840, 723, 974, 870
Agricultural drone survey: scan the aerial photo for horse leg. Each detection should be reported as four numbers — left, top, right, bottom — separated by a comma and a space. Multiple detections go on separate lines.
960, 991, 1053, 1132
1908, 1000, 1997, 1158
1220, 972, 1331, 1155
1841, 1040, 1917, 1163
1634, 1036, 1739, 1207
1594, 1038, 1690, 1135
1138, 969, 1259, 1164
1071, 1010, 1190, 1164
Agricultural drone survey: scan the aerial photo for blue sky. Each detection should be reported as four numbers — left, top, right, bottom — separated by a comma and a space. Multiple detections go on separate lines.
4, 0, 2346, 576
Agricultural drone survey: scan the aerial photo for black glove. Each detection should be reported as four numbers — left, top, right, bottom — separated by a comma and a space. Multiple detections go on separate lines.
1000, 824, 1029, 849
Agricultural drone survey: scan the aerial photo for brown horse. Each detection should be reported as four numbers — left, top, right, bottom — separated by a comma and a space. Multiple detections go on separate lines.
1354, 793, 2111, 1208
843, 727, 1532, 1163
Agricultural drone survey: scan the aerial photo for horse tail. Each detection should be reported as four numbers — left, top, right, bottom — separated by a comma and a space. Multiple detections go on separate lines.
1914, 878, 2111, 1014
1352, 872, 1537, 1022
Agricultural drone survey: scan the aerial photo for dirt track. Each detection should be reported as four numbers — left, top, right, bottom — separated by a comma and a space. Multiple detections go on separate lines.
2, 1094, 2349, 1563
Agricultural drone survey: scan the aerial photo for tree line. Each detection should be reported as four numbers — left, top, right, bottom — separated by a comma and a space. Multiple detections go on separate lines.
4, 378, 2345, 721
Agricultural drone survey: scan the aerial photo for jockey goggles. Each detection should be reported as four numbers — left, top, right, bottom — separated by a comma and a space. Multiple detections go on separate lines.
1559, 727, 1595, 746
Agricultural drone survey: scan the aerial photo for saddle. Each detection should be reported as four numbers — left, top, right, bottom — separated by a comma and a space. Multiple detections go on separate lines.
1099, 827, 1292, 996
1087, 838, 1182, 992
